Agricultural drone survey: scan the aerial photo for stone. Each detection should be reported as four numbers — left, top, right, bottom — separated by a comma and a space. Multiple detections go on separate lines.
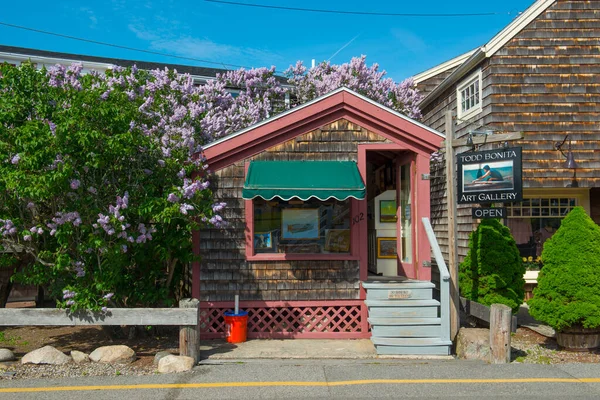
21, 346, 71, 365
89, 345, 136, 364
158, 355, 195, 373
154, 351, 172, 365
0, 348, 15, 362
455, 328, 490, 362
71, 350, 90, 364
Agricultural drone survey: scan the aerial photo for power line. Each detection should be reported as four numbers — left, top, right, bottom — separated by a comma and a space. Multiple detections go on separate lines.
204, 0, 504, 17
0, 21, 249, 70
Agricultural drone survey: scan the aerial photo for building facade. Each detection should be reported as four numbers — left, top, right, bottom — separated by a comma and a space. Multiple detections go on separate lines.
414, 0, 600, 263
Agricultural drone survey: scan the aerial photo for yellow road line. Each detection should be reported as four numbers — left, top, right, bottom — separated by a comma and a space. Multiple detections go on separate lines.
2, 378, 600, 393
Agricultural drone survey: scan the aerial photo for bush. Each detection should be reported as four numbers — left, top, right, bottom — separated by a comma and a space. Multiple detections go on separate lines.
459, 218, 525, 313
528, 207, 600, 331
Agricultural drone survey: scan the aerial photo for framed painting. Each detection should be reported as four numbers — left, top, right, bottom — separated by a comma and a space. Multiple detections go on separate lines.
254, 231, 272, 249
380, 200, 397, 223
281, 208, 319, 240
377, 237, 397, 259
324, 229, 351, 253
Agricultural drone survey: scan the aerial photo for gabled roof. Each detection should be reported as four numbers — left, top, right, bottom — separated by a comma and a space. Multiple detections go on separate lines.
420, 0, 556, 108
413, 49, 477, 84
203, 87, 444, 172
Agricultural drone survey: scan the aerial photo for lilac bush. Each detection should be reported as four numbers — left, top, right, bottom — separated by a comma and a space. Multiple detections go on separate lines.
1, 55, 423, 310
0, 63, 222, 309
285, 55, 423, 119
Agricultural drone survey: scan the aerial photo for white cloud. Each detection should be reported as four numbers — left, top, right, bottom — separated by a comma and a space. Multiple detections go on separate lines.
128, 24, 282, 66
79, 7, 98, 29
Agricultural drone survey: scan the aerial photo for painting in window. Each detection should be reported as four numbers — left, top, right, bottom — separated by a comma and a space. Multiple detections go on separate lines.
253, 198, 351, 254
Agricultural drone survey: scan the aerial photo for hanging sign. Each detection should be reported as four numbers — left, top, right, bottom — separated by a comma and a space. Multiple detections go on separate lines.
457, 147, 522, 204
472, 207, 507, 219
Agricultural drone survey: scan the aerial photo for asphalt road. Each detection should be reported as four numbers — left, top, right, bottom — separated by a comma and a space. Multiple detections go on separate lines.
2, 359, 600, 399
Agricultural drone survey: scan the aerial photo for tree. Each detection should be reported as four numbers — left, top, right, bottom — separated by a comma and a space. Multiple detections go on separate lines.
0, 62, 223, 310
459, 219, 525, 313
285, 55, 423, 119
1, 55, 424, 309
528, 207, 600, 331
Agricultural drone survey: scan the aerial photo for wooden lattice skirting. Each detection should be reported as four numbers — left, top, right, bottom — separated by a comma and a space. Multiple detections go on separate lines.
200, 300, 369, 339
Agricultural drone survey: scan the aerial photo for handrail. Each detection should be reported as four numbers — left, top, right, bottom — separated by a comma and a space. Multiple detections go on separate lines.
422, 217, 451, 343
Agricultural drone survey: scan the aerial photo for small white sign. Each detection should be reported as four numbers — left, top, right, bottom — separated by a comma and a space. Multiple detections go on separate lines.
388, 290, 412, 299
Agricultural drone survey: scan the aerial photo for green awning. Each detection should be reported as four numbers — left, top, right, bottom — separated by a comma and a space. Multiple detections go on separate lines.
242, 161, 365, 201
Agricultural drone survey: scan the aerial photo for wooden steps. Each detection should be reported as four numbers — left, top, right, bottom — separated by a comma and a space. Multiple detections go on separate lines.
364, 281, 452, 356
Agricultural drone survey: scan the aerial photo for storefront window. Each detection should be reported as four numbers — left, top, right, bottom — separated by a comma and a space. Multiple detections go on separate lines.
253, 198, 351, 254
506, 197, 578, 260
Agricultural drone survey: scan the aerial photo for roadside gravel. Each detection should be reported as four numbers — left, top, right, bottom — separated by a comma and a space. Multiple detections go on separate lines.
1, 359, 157, 380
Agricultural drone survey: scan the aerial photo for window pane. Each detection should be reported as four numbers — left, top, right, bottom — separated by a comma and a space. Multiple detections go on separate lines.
253, 198, 351, 254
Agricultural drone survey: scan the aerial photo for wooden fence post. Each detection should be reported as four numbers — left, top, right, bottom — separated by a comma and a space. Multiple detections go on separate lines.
489, 303, 512, 364
179, 298, 200, 363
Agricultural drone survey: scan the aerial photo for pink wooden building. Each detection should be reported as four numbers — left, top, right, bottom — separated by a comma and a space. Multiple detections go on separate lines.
192, 88, 451, 355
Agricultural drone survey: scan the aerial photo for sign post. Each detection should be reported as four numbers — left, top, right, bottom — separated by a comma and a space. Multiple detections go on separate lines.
443, 111, 523, 341
444, 111, 459, 340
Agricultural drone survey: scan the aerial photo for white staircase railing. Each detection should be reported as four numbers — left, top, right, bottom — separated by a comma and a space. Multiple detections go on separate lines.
421, 217, 451, 343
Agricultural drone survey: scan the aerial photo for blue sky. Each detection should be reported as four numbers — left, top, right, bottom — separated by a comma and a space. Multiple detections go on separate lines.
1, 0, 535, 81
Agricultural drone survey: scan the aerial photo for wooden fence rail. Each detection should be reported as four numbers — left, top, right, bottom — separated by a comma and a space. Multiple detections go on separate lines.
460, 297, 517, 333
0, 298, 201, 362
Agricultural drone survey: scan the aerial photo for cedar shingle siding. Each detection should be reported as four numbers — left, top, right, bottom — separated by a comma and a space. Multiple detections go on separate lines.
421, 0, 600, 261
199, 119, 388, 302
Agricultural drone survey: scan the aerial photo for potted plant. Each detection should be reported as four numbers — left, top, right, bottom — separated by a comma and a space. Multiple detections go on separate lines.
528, 206, 600, 351
459, 218, 525, 313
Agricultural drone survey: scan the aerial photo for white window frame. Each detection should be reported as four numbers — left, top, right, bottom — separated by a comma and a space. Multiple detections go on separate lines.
456, 70, 482, 120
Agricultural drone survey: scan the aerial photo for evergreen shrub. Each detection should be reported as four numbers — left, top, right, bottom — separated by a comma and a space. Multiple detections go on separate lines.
528, 207, 600, 331
459, 218, 525, 313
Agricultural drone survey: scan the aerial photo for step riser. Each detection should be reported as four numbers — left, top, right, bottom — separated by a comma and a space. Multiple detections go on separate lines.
372, 325, 441, 338
368, 318, 441, 326
363, 282, 434, 290
373, 345, 451, 356
367, 307, 438, 318
366, 288, 432, 300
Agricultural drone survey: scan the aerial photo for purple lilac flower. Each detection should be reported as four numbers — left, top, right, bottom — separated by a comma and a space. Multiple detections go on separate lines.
158, 160, 165, 167
71, 260, 86, 277
66, 300, 75, 306
180, 204, 194, 215
0, 219, 17, 237
101, 306, 108, 313
47, 211, 82, 235
62, 290, 77, 299
27, 202, 35, 209
70, 179, 80, 190
103, 293, 114, 300
23, 235, 32, 241
212, 202, 227, 212
11, 154, 20, 165
88, 186, 97, 194
48, 121, 57, 135
167, 193, 180, 203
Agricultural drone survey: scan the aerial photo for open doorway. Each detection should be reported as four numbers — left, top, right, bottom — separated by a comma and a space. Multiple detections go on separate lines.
365, 150, 414, 279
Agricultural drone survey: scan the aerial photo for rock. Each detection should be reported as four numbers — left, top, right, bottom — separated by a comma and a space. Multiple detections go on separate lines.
89, 345, 136, 364
71, 350, 90, 364
154, 351, 172, 365
158, 355, 195, 373
21, 346, 71, 365
0, 348, 15, 362
455, 328, 490, 362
